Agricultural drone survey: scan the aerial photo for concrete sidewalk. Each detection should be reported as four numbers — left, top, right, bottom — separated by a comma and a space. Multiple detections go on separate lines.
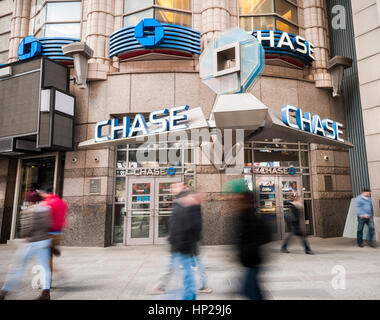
0, 237, 379, 300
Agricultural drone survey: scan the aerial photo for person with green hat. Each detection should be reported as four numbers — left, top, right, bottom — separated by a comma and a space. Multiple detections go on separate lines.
223, 178, 271, 300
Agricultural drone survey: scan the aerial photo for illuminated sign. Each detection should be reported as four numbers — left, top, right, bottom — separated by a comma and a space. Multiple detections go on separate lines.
95, 105, 189, 142
110, 19, 201, 61
253, 167, 297, 175
252, 30, 315, 68
281, 105, 344, 142
134, 19, 164, 48
18, 36, 42, 61
18, 35, 79, 64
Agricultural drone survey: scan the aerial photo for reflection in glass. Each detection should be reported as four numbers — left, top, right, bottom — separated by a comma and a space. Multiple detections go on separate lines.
276, 18, 298, 34
304, 200, 313, 235
131, 215, 150, 238
116, 151, 127, 169
16, 157, 56, 238
239, 16, 274, 31
113, 204, 125, 243
275, 0, 298, 24
124, 8, 154, 27
156, 0, 192, 11
253, 149, 299, 168
301, 151, 309, 167
132, 183, 151, 195
239, 0, 274, 14
45, 23, 81, 38
124, 0, 153, 14
159, 216, 170, 237
155, 9, 192, 27
46, 2, 82, 22
281, 181, 297, 193
115, 177, 126, 202
34, 6, 46, 33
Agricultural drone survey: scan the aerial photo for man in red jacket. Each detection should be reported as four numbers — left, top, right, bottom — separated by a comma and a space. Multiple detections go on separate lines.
38, 189, 68, 286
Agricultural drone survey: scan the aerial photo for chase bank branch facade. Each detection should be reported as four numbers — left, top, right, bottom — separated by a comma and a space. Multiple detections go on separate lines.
0, 0, 370, 247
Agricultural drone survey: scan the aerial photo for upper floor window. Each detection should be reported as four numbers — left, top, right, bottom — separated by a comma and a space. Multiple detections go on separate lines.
33, 1, 82, 39
123, 0, 192, 28
0, 0, 12, 64
239, 0, 298, 34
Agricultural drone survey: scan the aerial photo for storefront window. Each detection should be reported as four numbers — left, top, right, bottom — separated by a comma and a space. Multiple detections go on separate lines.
113, 204, 126, 243
253, 149, 299, 168
123, 0, 192, 27
33, 1, 82, 39
239, 0, 298, 34
15, 156, 56, 238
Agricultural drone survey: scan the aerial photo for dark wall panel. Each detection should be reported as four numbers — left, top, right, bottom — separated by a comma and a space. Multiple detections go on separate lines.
42, 59, 68, 92
0, 71, 40, 138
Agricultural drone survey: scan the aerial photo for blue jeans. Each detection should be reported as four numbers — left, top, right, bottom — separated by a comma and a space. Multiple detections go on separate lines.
2, 239, 52, 292
357, 217, 375, 245
173, 253, 197, 300
193, 254, 209, 289
242, 267, 262, 300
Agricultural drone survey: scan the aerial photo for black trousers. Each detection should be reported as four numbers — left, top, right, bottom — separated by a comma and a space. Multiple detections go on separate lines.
281, 224, 311, 252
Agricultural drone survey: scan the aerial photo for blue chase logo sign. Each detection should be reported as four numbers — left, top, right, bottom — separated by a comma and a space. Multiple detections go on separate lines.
281, 105, 344, 142
18, 36, 42, 60
110, 19, 201, 61
134, 18, 164, 48
253, 30, 315, 68
95, 105, 189, 143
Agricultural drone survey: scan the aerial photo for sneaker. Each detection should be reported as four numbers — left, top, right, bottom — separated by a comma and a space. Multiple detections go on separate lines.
35, 289, 50, 300
358, 244, 364, 248
305, 251, 315, 255
197, 287, 213, 294
281, 248, 290, 253
147, 287, 165, 295
370, 243, 377, 248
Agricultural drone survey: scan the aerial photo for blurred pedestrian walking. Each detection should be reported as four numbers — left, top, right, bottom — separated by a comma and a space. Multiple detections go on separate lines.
356, 189, 375, 248
38, 189, 68, 286
0, 191, 52, 300
281, 193, 314, 255
223, 179, 272, 300
165, 182, 202, 300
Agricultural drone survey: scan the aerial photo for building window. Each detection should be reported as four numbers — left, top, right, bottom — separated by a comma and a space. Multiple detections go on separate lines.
33, 1, 82, 39
0, 0, 12, 64
239, 0, 298, 34
123, 0, 192, 28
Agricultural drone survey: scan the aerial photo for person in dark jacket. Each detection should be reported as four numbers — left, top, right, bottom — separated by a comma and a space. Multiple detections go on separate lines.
281, 194, 314, 255
0, 192, 52, 300
223, 178, 272, 300
167, 182, 202, 300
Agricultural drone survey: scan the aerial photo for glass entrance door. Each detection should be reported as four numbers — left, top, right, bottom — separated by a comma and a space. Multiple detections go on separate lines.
126, 178, 154, 245
255, 175, 302, 240
126, 177, 181, 245
14, 156, 57, 239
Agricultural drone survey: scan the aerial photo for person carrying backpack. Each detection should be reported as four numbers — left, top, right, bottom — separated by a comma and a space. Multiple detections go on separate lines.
281, 193, 314, 255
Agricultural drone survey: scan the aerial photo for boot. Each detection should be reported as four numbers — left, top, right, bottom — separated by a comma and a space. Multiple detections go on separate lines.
0, 290, 8, 300
35, 289, 50, 300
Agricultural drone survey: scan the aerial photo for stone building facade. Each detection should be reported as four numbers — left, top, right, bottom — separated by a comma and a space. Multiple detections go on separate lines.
351, 0, 380, 218
0, 0, 355, 247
